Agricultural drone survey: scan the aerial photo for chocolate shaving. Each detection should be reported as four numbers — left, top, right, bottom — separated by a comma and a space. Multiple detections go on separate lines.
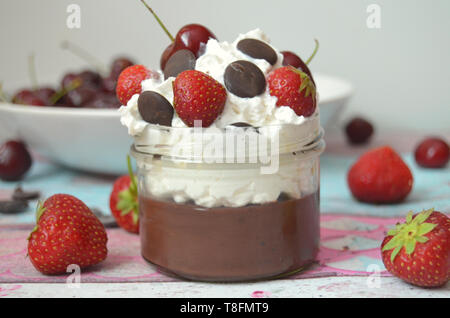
90, 207, 118, 228
0, 200, 28, 214
12, 186, 40, 201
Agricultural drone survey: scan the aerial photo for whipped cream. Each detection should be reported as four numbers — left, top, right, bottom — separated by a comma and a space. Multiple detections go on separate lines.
136, 155, 319, 208
119, 29, 318, 133
120, 29, 322, 208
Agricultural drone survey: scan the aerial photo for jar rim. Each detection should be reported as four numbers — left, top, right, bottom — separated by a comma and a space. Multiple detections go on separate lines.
131, 112, 323, 160
131, 128, 325, 163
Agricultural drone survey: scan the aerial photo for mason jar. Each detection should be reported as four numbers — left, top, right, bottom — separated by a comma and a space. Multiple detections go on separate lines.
131, 114, 325, 282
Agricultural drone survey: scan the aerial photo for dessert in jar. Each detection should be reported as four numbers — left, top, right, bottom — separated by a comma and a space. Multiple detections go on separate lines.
119, 29, 324, 281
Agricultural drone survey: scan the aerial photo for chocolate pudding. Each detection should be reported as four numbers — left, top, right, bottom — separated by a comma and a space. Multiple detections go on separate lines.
140, 191, 320, 282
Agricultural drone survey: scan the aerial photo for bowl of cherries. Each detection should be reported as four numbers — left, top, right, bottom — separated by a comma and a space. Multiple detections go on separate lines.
0, 57, 135, 175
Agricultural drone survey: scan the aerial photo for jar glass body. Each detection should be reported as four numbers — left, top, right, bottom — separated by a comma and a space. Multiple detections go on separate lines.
132, 122, 325, 282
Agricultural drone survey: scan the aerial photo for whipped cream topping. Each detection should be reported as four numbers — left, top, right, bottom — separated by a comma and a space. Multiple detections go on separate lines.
120, 29, 322, 208
119, 29, 318, 134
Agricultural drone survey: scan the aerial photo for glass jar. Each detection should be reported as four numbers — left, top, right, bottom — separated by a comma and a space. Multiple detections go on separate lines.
131, 116, 325, 282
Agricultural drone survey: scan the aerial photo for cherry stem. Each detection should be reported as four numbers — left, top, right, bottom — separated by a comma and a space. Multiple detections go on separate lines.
0, 82, 9, 102
61, 40, 108, 75
28, 53, 38, 91
305, 39, 319, 65
140, 0, 174, 42
49, 78, 82, 105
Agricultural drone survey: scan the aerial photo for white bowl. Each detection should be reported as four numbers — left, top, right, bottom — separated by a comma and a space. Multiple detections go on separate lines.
315, 73, 354, 127
0, 104, 133, 175
0, 74, 352, 175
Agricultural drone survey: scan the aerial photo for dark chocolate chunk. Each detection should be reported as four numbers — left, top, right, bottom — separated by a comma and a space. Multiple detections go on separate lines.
237, 39, 278, 65
224, 60, 266, 98
163, 49, 196, 79
277, 193, 291, 202
230, 122, 253, 128
91, 207, 118, 228
12, 186, 40, 201
138, 91, 174, 126
0, 200, 28, 214
228, 122, 259, 134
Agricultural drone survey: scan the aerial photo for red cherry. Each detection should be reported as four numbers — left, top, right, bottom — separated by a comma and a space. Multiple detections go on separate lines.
160, 43, 175, 70
101, 76, 117, 94
281, 40, 319, 84
139, 1, 215, 68
78, 70, 102, 88
345, 117, 374, 145
83, 92, 121, 109
0, 140, 32, 181
12, 90, 46, 106
64, 86, 97, 107
34, 87, 57, 106
110, 57, 135, 80
281, 51, 314, 84
61, 71, 100, 90
174, 24, 216, 57
414, 138, 449, 168
281, 51, 304, 68
139, 1, 216, 68
61, 73, 82, 89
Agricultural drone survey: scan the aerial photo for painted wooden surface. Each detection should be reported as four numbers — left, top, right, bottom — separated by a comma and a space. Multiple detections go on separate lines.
0, 131, 448, 297
0, 277, 448, 298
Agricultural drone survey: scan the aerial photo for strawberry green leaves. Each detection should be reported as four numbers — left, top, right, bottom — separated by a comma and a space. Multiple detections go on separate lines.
381, 209, 449, 287
288, 66, 316, 102
27, 201, 47, 240
116, 156, 139, 225
382, 208, 437, 262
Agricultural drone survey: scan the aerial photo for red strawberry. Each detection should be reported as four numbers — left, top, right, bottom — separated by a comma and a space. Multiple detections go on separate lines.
109, 156, 139, 234
347, 146, 413, 203
267, 66, 316, 117
173, 70, 227, 127
116, 65, 158, 105
27, 194, 108, 275
381, 209, 449, 287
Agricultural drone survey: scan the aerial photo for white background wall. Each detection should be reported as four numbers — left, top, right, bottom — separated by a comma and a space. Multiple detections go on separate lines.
0, 0, 449, 133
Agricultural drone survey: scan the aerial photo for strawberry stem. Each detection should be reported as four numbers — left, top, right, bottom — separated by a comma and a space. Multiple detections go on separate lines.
35, 200, 46, 222
140, 0, 175, 42
291, 66, 316, 102
382, 208, 437, 263
127, 155, 138, 190
61, 40, 108, 75
116, 156, 139, 225
305, 39, 319, 65
27, 200, 46, 240
28, 53, 38, 91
